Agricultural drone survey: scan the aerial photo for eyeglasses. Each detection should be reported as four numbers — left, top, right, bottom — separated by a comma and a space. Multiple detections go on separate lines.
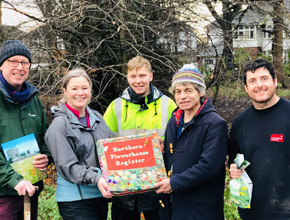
7, 60, 30, 68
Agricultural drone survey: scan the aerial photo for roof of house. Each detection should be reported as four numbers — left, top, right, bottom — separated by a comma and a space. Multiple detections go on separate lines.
232, 9, 266, 25
198, 41, 224, 57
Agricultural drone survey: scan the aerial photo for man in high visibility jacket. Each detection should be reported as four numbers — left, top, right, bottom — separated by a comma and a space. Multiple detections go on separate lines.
104, 56, 176, 220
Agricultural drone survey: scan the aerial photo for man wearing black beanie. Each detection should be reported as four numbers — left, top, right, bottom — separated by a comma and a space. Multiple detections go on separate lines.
0, 40, 52, 220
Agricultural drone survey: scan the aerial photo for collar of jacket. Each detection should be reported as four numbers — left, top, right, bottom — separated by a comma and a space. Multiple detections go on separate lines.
51, 103, 100, 129
0, 77, 38, 109
119, 83, 163, 104
174, 98, 216, 127
65, 103, 91, 128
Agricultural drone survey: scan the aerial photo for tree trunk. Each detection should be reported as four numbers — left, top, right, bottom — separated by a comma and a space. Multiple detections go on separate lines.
204, 0, 241, 100
0, 2, 2, 25
272, 0, 285, 86
223, 27, 234, 72
0, 2, 4, 43
118, 0, 128, 75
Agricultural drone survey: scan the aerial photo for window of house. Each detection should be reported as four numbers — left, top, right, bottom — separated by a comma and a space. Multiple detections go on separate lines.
264, 25, 272, 39
57, 36, 65, 50
249, 26, 255, 38
236, 25, 256, 40
184, 32, 195, 49
238, 31, 244, 39
283, 31, 290, 39
284, 50, 289, 63
262, 50, 272, 59
204, 58, 214, 65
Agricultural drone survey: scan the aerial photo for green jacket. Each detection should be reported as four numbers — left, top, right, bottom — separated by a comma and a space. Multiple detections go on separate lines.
104, 85, 176, 139
0, 81, 50, 197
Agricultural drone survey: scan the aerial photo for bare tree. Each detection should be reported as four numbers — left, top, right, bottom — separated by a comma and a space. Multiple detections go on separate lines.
2, 0, 197, 113
4, 0, 289, 107
193, 0, 289, 93
199, 0, 244, 102
204, 0, 243, 71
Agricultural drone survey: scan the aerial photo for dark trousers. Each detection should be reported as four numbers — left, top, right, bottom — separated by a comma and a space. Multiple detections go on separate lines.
58, 197, 108, 220
111, 202, 160, 220
0, 194, 39, 220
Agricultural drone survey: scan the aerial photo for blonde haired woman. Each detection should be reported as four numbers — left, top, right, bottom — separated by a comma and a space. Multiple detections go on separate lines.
45, 68, 113, 220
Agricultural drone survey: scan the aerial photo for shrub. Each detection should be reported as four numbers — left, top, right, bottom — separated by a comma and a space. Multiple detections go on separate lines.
38, 185, 62, 220
224, 167, 242, 220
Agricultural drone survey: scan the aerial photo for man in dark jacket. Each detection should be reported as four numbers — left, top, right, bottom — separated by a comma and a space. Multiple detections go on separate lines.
229, 59, 290, 220
0, 40, 51, 220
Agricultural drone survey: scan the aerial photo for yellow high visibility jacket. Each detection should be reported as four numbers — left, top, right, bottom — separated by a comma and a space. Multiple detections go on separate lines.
104, 86, 176, 139
103, 85, 176, 211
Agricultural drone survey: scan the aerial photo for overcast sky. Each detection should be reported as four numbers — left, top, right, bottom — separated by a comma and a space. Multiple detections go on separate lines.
2, 0, 42, 32
1, 0, 224, 37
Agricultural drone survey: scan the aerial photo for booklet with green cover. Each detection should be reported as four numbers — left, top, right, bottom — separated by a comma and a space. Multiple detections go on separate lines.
1, 133, 46, 184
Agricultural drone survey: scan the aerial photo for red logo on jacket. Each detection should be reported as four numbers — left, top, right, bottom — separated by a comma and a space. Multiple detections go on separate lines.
270, 134, 284, 142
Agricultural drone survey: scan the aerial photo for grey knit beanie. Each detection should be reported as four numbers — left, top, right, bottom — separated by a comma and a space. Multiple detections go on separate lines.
0, 40, 32, 66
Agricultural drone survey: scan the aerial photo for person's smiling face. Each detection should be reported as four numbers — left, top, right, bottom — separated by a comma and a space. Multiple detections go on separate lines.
63, 76, 92, 114
0, 55, 30, 91
245, 67, 278, 109
174, 83, 202, 114
127, 66, 153, 97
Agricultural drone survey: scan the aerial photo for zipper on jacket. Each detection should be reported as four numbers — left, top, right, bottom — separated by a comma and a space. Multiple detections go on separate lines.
77, 185, 84, 200
89, 131, 101, 168
19, 105, 25, 135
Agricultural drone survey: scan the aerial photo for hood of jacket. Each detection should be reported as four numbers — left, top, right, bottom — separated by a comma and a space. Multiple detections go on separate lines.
51, 103, 100, 129
119, 83, 163, 104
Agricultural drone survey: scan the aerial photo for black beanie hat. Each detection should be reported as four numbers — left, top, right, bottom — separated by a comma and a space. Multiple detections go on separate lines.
0, 40, 32, 66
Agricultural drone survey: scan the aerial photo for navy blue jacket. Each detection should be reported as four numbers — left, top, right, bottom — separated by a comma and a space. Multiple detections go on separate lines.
160, 99, 227, 220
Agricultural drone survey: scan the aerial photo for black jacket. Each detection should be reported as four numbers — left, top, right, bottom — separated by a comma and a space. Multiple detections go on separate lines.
229, 98, 290, 220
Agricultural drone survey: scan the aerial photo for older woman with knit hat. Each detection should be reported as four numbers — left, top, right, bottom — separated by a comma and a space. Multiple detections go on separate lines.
155, 64, 228, 220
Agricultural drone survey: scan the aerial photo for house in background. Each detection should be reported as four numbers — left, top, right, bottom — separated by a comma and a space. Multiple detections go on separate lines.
158, 27, 198, 67
199, 1, 290, 70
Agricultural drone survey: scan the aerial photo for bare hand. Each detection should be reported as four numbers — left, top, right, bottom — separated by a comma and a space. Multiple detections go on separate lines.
14, 180, 35, 197
158, 137, 164, 153
98, 178, 113, 199
230, 164, 243, 179
32, 154, 49, 171
154, 179, 173, 194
